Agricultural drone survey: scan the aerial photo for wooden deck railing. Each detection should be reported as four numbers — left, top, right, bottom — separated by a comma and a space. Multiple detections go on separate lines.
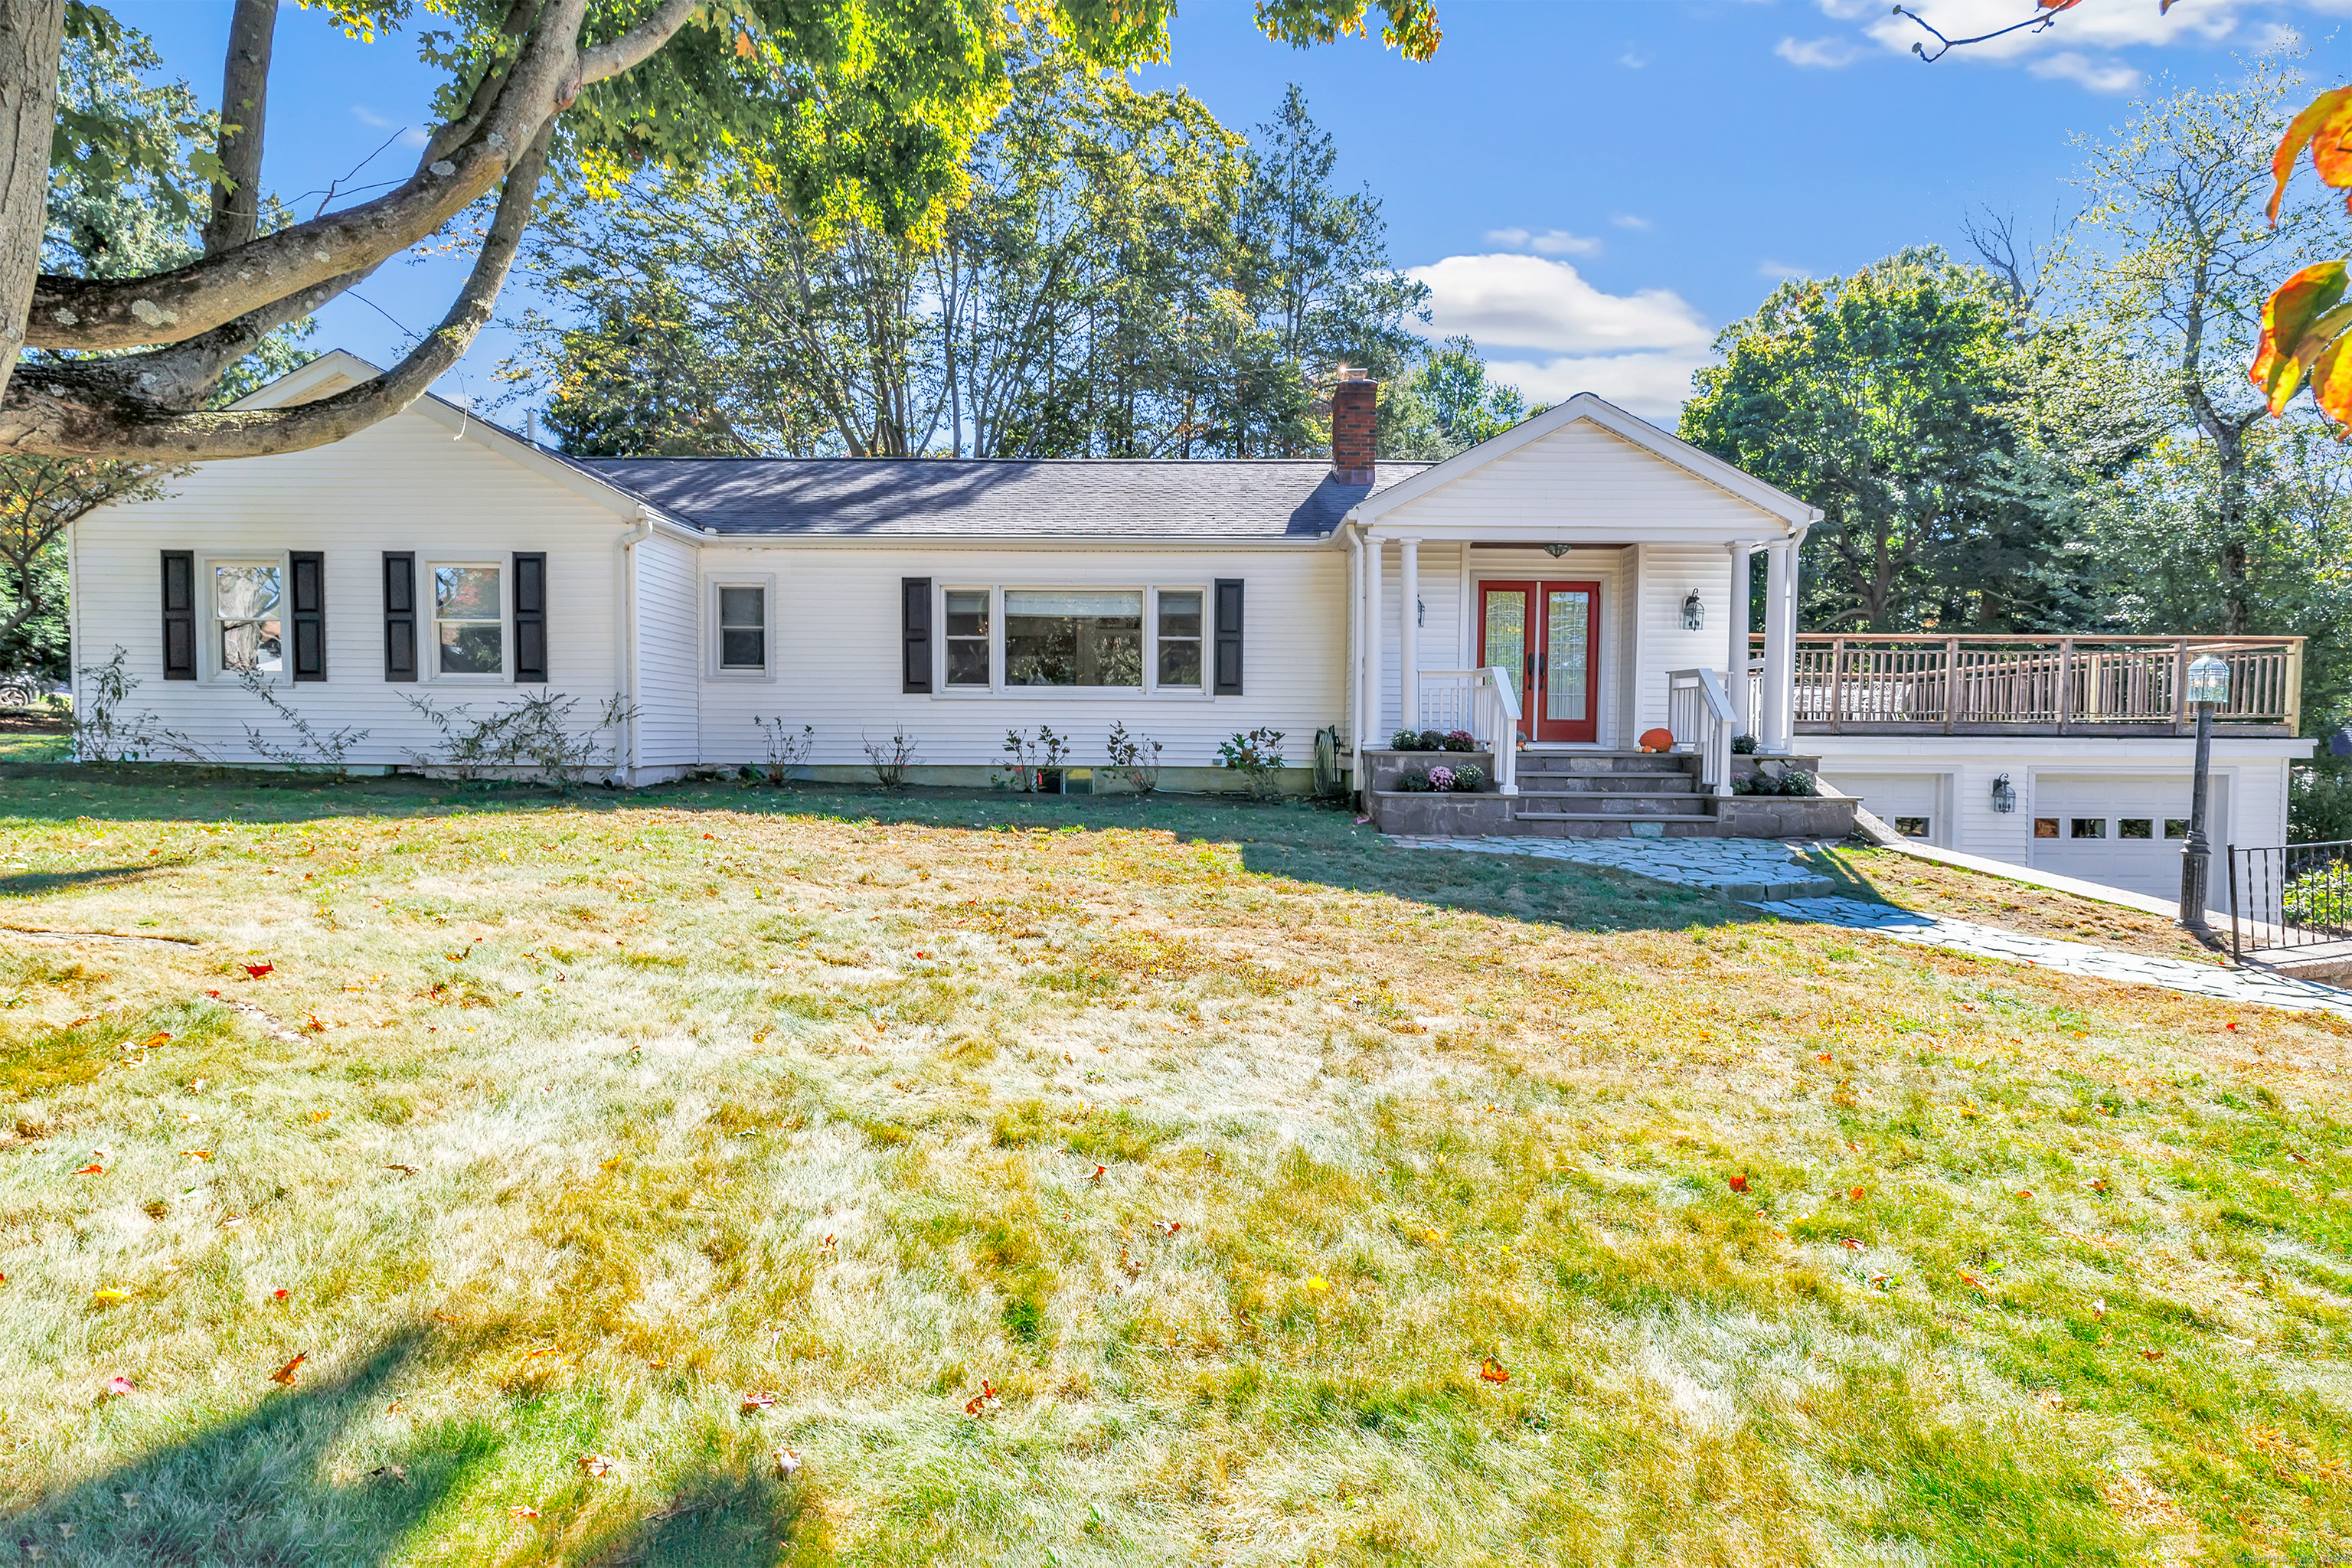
1750, 635, 2304, 735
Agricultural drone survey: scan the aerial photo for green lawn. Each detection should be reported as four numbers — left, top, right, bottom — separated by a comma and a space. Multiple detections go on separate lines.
0, 769, 2345, 1565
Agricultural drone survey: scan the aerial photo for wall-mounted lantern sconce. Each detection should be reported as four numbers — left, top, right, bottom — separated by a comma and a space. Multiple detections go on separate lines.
1416, 597, 1426, 627
1681, 590, 1704, 632
1990, 773, 2017, 814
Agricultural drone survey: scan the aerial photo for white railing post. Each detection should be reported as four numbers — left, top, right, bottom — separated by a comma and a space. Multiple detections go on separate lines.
1488, 665, 1520, 795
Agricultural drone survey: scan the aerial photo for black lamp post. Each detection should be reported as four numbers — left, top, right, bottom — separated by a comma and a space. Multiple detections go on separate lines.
2179, 652, 2231, 930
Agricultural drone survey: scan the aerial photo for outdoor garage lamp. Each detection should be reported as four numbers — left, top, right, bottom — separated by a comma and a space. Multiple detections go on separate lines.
1681, 590, 1704, 631
2179, 652, 2231, 933
1990, 773, 2017, 814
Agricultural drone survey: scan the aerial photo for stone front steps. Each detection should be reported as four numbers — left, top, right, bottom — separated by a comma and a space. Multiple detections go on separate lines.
1362, 748, 1859, 840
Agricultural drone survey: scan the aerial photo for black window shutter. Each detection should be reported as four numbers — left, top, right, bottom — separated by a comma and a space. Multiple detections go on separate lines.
902, 577, 932, 693
513, 552, 547, 683
1214, 578, 1244, 695
382, 552, 416, 682
161, 550, 196, 680
289, 551, 325, 681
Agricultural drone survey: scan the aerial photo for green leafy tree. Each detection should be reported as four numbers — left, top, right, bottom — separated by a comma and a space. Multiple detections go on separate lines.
2, 0, 1445, 463
1379, 336, 1530, 460
1681, 249, 2027, 632
1217, 85, 1429, 456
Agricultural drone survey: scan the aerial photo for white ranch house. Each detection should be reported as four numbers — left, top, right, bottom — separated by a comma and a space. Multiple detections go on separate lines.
69, 351, 2311, 910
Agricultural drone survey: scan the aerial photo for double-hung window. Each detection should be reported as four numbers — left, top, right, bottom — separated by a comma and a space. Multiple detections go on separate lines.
1004, 590, 1142, 688
946, 590, 991, 688
1156, 590, 1203, 688
215, 563, 283, 675
719, 586, 766, 670
433, 564, 503, 676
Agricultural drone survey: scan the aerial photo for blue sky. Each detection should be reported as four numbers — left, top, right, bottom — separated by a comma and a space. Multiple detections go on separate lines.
114, 0, 2349, 423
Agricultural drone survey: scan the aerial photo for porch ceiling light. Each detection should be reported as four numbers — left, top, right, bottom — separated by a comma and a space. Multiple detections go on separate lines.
1681, 590, 1704, 631
1544, 543, 1573, 558
2186, 652, 2230, 706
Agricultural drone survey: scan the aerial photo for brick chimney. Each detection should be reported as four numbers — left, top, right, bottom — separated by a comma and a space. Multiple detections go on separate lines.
1330, 367, 1377, 484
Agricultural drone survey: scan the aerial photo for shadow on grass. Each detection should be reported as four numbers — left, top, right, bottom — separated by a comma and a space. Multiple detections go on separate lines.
2, 1331, 479, 1566
0, 861, 178, 899
4, 1329, 807, 1567
0, 769, 1768, 938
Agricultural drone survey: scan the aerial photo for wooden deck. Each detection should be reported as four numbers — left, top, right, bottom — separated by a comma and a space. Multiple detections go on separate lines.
1753, 634, 2303, 737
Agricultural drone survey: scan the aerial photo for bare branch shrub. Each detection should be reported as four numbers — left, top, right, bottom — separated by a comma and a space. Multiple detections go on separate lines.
403, 691, 635, 792
752, 717, 815, 785
863, 728, 920, 792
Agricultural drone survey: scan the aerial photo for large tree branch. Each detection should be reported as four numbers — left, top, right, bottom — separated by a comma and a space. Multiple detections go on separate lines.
1, 126, 553, 460
0, 0, 68, 415
201, 0, 279, 256
19, 0, 609, 353
578, 0, 699, 85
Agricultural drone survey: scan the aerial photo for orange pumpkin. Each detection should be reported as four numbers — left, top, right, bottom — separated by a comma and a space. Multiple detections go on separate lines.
1638, 727, 1676, 753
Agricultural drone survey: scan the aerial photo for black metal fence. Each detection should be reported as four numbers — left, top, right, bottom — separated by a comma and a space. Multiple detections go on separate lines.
2229, 839, 2352, 962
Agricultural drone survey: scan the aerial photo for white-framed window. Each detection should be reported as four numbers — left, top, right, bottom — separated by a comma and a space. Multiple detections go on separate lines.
931, 583, 1214, 696
1154, 587, 1204, 691
944, 588, 992, 688
212, 560, 284, 677
1004, 588, 1143, 688
430, 562, 505, 678
705, 574, 776, 679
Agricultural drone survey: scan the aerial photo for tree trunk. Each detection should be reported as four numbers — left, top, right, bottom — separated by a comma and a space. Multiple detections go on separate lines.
204, 0, 280, 256
0, 0, 69, 416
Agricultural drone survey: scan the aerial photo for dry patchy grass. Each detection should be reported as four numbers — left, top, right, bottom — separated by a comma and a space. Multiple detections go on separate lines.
0, 772, 2345, 1565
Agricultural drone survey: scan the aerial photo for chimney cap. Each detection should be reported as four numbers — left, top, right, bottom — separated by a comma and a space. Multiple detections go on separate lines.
1332, 364, 1370, 382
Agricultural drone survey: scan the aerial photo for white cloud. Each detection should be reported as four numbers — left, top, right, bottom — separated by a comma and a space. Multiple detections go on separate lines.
1851, 0, 2239, 61
351, 105, 430, 149
1407, 253, 1717, 420
1406, 253, 1712, 357
1620, 47, 1650, 67
1482, 350, 1713, 422
1484, 227, 1604, 257
1775, 34, 1860, 67
1611, 214, 1653, 232
1758, 260, 1811, 281
2026, 50, 2143, 92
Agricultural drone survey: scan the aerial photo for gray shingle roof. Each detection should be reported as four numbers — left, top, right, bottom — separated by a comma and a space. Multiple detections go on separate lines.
573, 457, 1430, 540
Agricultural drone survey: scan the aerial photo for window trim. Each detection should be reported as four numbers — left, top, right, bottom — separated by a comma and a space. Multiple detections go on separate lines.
704, 573, 778, 681
424, 559, 509, 683
930, 582, 1214, 700
198, 550, 291, 686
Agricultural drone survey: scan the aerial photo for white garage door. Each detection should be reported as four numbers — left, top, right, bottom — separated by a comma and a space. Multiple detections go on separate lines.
2029, 773, 2227, 910
1825, 773, 1942, 844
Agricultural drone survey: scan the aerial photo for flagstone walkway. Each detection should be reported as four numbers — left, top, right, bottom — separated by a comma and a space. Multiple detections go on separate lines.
1392, 833, 2352, 1020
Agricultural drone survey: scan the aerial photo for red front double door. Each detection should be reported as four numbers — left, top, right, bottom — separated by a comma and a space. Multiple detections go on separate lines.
1476, 580, 1599, 744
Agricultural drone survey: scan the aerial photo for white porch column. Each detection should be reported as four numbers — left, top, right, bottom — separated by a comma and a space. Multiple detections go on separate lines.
1398, 537, 1420, 737
1346, 528, 1364, 764
1364, 534, 1384, 748
1761, 538, 1794, 753
1725, 541, 1753, 737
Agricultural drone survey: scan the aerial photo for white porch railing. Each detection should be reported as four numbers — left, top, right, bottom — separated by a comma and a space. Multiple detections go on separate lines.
1668, 668, 1736, 797
1416, 667, 1521, 795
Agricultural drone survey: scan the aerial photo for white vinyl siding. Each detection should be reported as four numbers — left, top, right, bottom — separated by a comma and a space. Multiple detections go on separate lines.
633, 531, 700, 767
68, 406, 631, 767
694, 545, 1341, 774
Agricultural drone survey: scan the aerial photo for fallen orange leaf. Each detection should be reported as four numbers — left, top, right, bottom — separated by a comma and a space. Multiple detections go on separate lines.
72, 1161, 104, 1176
1478, 1357, 1510, 1383
578, 1455, 616, 1477
272, 1353, 307, 1384
508, 1505, 541, 1519
141, 1031, 172, 1049
741, 1391, 777, 1413
1848, 1187, 1866, 1201
181, 1149, 211, 1161
1727, 1174, 1749, 1194
964, 1380, 999, 1416
243, 964, 273, 979
105, 1374, 136, 1396
2142, 1348, 2166, 1361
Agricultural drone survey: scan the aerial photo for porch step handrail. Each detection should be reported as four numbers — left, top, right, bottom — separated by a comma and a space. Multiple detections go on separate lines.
1753, 632, 2303, 733
1668, 668, 1736, 796
1417, 667, 1521, 796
